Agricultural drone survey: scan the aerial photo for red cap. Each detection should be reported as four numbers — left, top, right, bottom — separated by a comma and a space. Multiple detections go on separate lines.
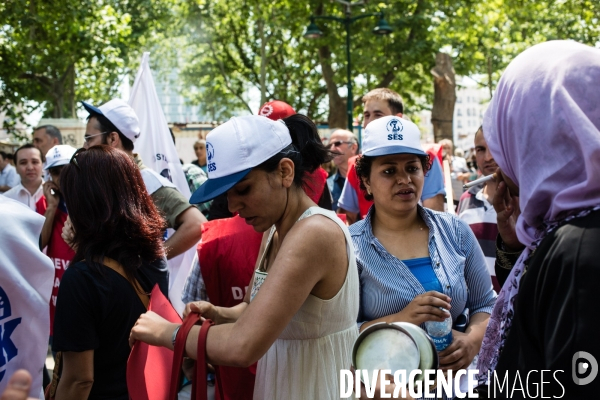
258, 100, 296, 121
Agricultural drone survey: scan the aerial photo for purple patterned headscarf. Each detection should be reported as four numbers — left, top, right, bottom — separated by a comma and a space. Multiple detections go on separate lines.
477, 40, 600, 381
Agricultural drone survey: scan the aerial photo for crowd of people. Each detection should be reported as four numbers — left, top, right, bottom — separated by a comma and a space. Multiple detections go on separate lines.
2, 39, 599, 399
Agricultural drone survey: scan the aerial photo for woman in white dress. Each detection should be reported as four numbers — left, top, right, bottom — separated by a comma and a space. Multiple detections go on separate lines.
130, 114, 359, 399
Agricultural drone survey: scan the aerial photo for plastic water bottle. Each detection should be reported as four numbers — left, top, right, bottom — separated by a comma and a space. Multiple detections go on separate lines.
424, 310, 453, 351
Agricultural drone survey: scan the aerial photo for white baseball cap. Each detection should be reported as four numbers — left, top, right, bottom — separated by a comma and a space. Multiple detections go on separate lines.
190, 115, 292, 204
81, 99, 141, 143
44, 145, 78, 170
362, 115, 426, 157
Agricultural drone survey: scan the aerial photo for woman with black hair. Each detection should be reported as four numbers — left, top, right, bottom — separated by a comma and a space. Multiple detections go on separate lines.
52, 146, 168, 400
130, 114, 359, 399
350, 116, 496, 379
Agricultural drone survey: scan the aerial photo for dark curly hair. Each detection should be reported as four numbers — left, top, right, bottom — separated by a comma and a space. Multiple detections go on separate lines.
60, 145, 166, 282
355, 153, 432, 201
255, 114, 334, 189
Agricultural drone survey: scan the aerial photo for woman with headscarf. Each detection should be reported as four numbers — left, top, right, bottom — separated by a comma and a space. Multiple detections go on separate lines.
476, 40, 600, 398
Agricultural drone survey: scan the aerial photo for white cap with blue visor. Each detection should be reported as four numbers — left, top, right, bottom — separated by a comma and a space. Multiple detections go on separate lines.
361, 115, 426, 157
190, 115, 292, 204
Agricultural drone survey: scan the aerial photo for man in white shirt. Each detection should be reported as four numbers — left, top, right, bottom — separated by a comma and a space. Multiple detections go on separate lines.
2, 144, 44, 210
0, 151, 20, 193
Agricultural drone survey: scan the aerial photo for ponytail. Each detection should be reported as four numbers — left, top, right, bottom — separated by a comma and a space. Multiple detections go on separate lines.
256, 114, 333, 187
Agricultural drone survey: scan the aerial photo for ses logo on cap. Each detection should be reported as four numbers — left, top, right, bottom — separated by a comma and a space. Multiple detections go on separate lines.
386, 118, 404, 141
207, 142, 217, 172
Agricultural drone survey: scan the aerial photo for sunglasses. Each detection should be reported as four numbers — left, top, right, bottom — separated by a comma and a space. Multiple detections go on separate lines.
328, 140, 353, 149
83, 131, 109, 144
70, 147, 87, 170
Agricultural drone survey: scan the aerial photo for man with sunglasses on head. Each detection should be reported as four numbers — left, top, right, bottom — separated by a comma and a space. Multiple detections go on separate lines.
77, 99, 205, 260
326, 129, 358, 210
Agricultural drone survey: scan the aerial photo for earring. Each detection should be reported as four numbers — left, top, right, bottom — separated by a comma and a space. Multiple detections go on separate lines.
367, 188, 372, 195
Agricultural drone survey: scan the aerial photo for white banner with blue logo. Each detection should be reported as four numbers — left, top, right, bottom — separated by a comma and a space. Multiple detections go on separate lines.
129, 52, 195, 315
0, 197, 54, 397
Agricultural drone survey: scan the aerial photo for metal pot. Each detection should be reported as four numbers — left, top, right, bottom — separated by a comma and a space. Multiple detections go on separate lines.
392, 322, 439, 379
351, 322, 439, 384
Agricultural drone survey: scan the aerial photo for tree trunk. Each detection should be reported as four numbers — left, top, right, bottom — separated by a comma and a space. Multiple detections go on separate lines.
487, 55, 493, 99
431, 52, 456, 143
258, 18, 267, 106
51, 87, 64, 119
68, 64, 76, 118
318, 45, 346, 128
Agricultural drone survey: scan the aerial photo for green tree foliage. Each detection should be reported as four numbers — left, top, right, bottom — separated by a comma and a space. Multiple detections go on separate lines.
176, 0, 599, 126
440, 0, 600, 97
0, 0, 172, 134
172, 0, 327, 121
2, 0, 598, 132
308, 0, 448, 127
177, 0, 470, 126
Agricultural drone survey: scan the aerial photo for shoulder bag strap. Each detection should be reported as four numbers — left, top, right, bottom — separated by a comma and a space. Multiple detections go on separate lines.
44, 351, 62, 399
257, 226, 277, 272
101, 257, 150, 309
169, 312, 201, 400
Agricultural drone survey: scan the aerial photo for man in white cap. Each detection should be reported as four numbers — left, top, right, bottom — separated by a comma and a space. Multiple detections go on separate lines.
2, 144, 44, 210
79, 99, 205, 259
35, 144, 77, 343
337, 88, 446, 224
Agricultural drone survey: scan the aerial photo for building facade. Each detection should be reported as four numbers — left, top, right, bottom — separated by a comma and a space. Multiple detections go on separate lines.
453, 78, 490, 151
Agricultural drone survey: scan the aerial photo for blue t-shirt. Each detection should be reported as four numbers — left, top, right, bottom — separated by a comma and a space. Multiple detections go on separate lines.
403, 257, 443, 293
350, 205, 496, 327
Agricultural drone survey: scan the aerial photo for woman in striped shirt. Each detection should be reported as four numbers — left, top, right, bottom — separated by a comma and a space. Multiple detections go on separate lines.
349, 115, 496, 372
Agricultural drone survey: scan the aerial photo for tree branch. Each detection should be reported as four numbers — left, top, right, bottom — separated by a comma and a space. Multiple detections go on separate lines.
18, 73, 53, 90
207, 38, 253, 114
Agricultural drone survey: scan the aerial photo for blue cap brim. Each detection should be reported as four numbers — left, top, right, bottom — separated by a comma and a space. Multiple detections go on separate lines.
81, 101, 103, 116
363, 146, 426, 157
190, 168, 252, 204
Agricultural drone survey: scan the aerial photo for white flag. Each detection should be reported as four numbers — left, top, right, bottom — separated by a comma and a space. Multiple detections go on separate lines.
0, 197, 54, 397
129, 52, 196, 315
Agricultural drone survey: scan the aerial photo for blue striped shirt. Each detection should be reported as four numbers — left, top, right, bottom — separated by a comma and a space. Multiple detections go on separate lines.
350, 205, 496, 327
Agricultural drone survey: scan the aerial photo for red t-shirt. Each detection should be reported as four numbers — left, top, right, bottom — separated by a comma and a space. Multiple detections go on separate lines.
199, 216, 263, 400
36, 196, 75, 335
346, 156, 373, 218
303, 167, 329, 203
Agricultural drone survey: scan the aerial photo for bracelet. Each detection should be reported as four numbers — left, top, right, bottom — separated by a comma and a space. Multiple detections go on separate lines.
171, 324, 181, 347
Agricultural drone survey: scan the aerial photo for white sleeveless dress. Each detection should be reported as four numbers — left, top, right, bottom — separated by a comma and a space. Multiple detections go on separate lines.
251, 207, 359, 400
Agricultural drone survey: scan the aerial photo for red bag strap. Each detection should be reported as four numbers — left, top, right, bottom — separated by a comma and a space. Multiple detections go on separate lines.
214, 364, 224, 400
192, 319, 212, 400
169, 312, 200, 400
192, 318, 224, 400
